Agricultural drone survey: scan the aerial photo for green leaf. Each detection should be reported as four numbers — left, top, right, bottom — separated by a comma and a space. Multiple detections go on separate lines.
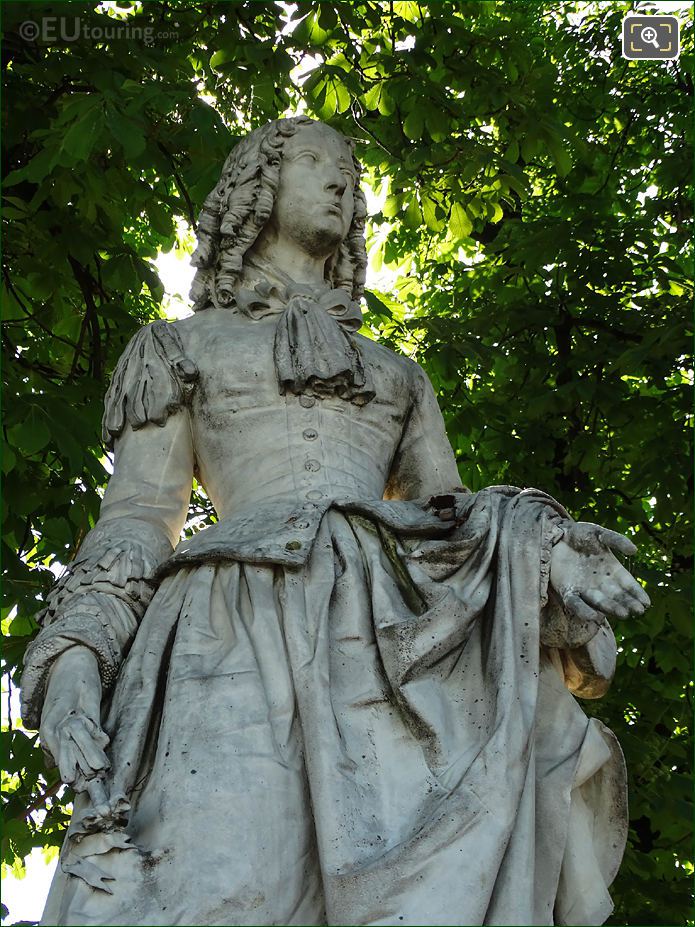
422, 194, 444, 232
293, 11, 331, 46
210, 49, 235, 71
8, 408, 51, 457
521, 134, 542, 161
335, 81, 352, 114
316, 81, 338, 119
8, 612, 38, 637
382, 194, 403, 218
548, 141, 572, 178
377, 86, 396, 116
489, 201, 504, 223
504, 139, 519, 163
2, 446, 17, 473
60, 109, 104, 163
425, 109, 449, 143
403, 197, 421, 228
450, 202, 472, 239
364, 290, 393, 319
364, 83, 382, 111
108, 109, 147, 159
403, 107, 425, 141
393, 1, 420, 22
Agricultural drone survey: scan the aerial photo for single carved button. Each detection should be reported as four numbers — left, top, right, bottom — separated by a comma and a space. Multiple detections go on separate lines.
285, 540, 302, 551
306, 490, 324, 500
299, 395, 316, 408
305, 459, 321, 472
302, 428, 318, 441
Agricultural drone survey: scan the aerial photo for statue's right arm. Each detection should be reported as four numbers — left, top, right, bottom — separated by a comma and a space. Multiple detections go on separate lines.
20, 321, 197, 788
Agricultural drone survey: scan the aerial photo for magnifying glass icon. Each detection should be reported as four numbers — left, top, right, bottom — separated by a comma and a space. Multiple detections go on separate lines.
640, 25, 660, 48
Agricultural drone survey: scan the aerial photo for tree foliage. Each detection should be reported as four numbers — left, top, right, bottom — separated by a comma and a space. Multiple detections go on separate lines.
2, 2, 692, 924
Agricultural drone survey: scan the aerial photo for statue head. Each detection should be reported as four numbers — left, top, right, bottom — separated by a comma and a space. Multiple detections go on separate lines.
190, 117, 368, 312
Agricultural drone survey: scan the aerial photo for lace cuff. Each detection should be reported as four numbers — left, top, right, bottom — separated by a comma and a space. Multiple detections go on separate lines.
21, 605, 124, 730
20, 520, 173, 729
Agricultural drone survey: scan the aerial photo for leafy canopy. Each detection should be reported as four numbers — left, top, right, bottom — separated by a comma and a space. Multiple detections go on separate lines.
2, 2, 692, 924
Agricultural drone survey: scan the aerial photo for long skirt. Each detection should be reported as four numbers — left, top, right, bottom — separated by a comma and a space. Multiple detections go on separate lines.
42, 498, 626, 926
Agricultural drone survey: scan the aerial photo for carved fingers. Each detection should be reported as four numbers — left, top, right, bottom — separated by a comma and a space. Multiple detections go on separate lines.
561, 521, 637, 556
53, 712, 111, 791
578, 572, 648, 619
561, 591, 604, 625
39, 646, 112, 790
597, 527, 638, 558
550, 522, 650, 624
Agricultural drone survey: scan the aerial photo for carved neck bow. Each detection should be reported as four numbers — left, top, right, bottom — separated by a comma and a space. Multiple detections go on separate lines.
235, 278, 375, 406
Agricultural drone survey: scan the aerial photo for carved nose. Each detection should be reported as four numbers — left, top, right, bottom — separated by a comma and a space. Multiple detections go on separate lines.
325, 173, 347, 198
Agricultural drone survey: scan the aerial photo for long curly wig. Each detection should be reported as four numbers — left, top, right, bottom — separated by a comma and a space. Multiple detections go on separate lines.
189, 117, 368, 312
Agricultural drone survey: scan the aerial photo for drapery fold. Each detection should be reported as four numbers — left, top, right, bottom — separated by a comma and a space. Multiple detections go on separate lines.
40, 489, 625, 927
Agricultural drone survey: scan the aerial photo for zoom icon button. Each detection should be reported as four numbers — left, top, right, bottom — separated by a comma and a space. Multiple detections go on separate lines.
622, 15, 680, 60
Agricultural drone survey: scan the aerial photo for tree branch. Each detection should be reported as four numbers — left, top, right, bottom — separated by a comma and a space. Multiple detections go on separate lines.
67, 258, 103, 380
156, 142, 197, 228
17, 780, 63, 822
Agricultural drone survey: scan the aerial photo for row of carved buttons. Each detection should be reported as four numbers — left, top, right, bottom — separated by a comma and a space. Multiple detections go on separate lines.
296, 395, 321, 500
298, 396, 323, 505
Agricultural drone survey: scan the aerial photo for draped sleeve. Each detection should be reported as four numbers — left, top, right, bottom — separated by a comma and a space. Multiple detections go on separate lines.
101, 319, 199, 448
384, 361, 464, 502
382, 360, 619, 701
21, 322, 198, 730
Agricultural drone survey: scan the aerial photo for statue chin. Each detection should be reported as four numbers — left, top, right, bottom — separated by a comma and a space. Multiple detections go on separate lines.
290, 219, 346, 259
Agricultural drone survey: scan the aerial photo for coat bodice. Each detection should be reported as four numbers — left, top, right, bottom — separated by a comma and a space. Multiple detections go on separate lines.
184, 310, 427, 515
95, 309, 461, 570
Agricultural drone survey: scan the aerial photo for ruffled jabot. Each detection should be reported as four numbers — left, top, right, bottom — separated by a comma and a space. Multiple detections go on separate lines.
235, 261, 375, 406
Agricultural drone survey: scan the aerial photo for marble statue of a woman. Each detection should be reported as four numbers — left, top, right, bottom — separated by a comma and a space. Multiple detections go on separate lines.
21, 117, 649, 927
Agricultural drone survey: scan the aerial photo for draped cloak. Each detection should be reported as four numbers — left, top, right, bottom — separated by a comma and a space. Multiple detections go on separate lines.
21, 301, 627, 927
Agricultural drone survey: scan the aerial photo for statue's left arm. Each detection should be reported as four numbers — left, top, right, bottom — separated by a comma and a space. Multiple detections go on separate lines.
383, 360, 649, 689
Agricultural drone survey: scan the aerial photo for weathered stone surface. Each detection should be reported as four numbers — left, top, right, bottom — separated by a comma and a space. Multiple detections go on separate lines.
21, 117, 649, 927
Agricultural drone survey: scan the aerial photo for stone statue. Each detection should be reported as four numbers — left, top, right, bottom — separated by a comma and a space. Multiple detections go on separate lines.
21, 117, 649, 927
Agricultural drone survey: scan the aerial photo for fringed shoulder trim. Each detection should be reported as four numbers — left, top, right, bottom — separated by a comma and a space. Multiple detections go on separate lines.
102, 320, 199, 448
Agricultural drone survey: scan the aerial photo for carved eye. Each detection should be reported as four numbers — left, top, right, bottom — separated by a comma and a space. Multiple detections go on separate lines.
297, 150, 319, 163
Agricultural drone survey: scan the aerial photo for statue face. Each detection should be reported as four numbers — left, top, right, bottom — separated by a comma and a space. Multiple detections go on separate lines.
269, 122, 356, 258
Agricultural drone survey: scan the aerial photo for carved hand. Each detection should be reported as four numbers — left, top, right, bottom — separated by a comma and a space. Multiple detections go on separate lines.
40, 646, 111, 795
550, 521, 650, 623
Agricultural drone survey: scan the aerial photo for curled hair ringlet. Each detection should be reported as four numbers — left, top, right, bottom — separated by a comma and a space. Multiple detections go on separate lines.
189, 117, 369, 312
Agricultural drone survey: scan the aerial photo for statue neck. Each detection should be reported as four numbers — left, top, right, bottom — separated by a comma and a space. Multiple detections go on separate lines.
243, 230, 331, 290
